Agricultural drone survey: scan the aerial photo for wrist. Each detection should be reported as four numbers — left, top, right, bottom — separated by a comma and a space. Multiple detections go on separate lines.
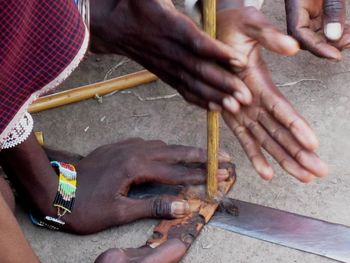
0, 133, 58, 217
89, 0, 126, 54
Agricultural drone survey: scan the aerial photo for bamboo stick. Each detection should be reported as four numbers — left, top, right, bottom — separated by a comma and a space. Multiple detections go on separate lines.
34, 132, 44, 146
28, 70, 158, 113
203, 0, 219, 199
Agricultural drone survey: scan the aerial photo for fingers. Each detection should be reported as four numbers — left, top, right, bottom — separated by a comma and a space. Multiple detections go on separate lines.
179, 71, 242, 113
293, 28, 341, 60
331, 25, 350, 50
179, 58, 252, 105
244, 118, 315, 183
285, 0, 342, 60
95, 239, 186, 263
141, 239, 186, 263
222, 112, 274, 180
323, 0, 346, 41
179, 15, 248, 66
257, 110, 328, 177
261, 87, 319, 151
242, 7, 299, 56
135, 163, 230, 186
118, 196, 191, 221
144, 50, 252, 111
150, 145, 232, 164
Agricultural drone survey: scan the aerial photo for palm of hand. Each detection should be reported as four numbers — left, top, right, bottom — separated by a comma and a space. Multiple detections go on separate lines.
216, 7, 328, 181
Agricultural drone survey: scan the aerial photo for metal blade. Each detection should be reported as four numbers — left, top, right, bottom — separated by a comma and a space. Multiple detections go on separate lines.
210, 199, 350, 263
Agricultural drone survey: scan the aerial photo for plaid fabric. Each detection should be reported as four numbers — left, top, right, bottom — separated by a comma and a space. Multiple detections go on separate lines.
0, 0, 86, 141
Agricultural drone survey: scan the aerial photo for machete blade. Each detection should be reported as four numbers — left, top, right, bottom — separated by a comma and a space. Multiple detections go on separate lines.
210, 199, 350, 263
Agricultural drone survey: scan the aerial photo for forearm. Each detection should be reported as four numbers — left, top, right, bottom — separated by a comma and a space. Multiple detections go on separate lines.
0, 191, 39, 263
0, 132, 57, 216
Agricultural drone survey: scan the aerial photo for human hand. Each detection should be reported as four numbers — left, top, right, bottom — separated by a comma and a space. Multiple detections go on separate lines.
95, 239, 186, 263
216, 6, 328, 182
55, 138, 232, 234
285, 0, 350, 60
90, 0, 255, 114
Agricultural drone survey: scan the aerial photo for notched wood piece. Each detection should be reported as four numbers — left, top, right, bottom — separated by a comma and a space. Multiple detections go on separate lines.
147, 168, 236, 249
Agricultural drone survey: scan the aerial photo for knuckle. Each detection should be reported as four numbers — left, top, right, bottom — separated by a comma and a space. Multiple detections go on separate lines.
270, 100, 283, 118
261, 137, 270, 149
298, 174, 313, 183
152, 197, 171, 218
294, 149, 304, 162
243, 6, 259, 16
125, 155, 142, 173
248, 121, 260, 133
192, 37, 203, 53
272, 127, 284, 141
324, 0, 343, 16
194, 61, 204, 76
234, 126, 247, 137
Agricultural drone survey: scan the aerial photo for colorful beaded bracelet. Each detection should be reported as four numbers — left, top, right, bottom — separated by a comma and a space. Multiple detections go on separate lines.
30, 161, 77, 231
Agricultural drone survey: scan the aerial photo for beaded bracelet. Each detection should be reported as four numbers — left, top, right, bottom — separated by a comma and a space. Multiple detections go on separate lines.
30, 161, 77, 231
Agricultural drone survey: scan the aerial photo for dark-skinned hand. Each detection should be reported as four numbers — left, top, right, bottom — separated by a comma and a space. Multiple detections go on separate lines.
95, 239, 187, 263
48, 138, 231, 234
285, 0, 350, 60
214, 4, 328, 182
90, 0, 254, 114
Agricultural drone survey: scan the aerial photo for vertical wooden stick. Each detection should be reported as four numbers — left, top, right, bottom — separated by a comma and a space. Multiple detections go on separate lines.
203, 0, 219, 199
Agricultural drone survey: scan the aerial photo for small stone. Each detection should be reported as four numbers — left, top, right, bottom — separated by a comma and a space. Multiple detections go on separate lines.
201, 241, 213, 249
331, 178, 338, 184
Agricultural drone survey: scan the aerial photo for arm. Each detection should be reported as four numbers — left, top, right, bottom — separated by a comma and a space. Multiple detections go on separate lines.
0, 133, 232, 234
0, 133, 58, 219
0, 191, 39, 263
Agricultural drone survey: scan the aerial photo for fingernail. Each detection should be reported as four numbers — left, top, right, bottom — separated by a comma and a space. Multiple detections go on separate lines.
299, 173, 313, 184
223, 97, 240, 114
252, 158, 274, 180
298, 152, 329, 177
281, 35, 300, 55
171, 201, 190, 216
209, 102, 222, 112
292, 121, 319, 150
217, 169, 229, 180
218, 150, 231, 161
230, 58, 242, 68
234, 91, 246, 105
325, 23, 342, 41
260, 166, 274, 180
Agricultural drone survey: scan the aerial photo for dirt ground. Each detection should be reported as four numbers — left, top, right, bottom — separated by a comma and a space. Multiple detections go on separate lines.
16, 0, 350, 262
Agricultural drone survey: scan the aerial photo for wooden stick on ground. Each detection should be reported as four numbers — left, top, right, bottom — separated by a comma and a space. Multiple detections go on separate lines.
203, 0, 219, 199
28, 70, 158, 113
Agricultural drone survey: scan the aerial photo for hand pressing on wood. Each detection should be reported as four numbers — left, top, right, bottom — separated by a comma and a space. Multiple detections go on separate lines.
0, 134, 232, 235
89, 0, 253, 114
285, 0, 350, 60
95, 239, 186, 263
215, 5, 328, 182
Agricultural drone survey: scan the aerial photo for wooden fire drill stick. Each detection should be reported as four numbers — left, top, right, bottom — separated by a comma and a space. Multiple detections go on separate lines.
203, 0, 219, 199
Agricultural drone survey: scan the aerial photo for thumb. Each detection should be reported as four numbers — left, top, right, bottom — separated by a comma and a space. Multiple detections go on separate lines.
323, 0, 346, 41
115, 196, 191, 223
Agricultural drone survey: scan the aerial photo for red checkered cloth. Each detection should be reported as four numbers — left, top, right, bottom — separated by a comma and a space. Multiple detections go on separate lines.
0, 0, 88, 146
